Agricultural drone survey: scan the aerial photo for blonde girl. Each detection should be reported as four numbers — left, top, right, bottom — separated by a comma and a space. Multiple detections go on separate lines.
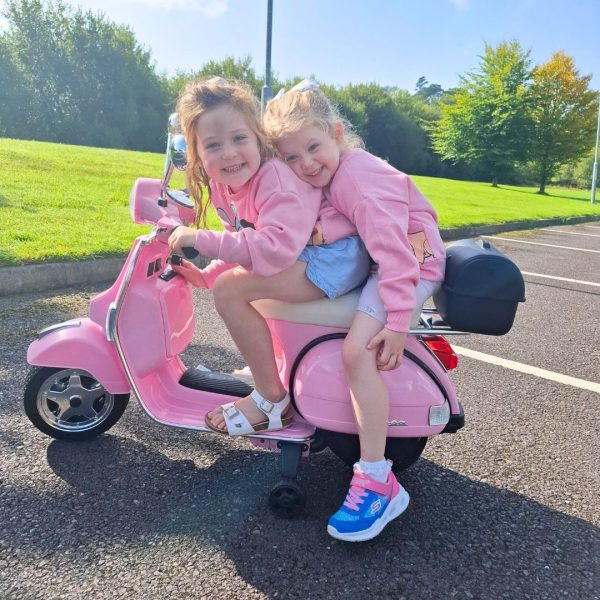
264, 80, 446, 542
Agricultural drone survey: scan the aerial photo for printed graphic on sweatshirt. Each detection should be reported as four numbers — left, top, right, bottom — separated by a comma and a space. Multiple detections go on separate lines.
407, 231, 435, 264
216, 204, 255, 232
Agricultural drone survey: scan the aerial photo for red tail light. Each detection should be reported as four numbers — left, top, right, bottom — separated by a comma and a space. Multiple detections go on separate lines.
422, 335, 458, 370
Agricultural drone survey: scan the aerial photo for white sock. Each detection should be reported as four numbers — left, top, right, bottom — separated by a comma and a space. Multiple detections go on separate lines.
357, 459, 391, 483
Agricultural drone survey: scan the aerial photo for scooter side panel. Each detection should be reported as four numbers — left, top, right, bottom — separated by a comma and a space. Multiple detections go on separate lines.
116, 243, 194, 377
26, 318, 130, 394
293, 336, 449, 437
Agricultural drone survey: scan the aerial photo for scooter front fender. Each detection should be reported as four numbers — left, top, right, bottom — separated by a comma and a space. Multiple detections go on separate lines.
27, 318, 130, 394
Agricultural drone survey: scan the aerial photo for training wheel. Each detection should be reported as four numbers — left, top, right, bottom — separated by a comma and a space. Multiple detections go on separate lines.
268, 480, 306, 519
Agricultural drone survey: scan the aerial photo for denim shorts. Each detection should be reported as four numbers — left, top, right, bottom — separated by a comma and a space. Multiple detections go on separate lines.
298, 235, 371, 299
357, 272, 442, 328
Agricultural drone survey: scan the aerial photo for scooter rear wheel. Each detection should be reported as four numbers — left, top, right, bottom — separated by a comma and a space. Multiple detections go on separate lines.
324, 431, 427, 473
24, 367, 130, 441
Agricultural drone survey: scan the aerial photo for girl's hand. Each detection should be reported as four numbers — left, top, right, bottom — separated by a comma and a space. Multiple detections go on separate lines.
367, 329, 407, 371
168, 226, 197, 254
171, 259, 207, 288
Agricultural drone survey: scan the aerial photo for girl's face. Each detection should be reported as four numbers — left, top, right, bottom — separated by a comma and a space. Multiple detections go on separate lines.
196, 104, 261, 191
276, 122, 343, 188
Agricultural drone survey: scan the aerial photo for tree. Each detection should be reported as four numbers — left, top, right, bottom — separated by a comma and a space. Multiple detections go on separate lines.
529, 51, 598, 193
325, 83, 435, 174
432, 41, 532, 186
0, 0, 169, 150
415, 76, 443, 103
167, 56, 286, 108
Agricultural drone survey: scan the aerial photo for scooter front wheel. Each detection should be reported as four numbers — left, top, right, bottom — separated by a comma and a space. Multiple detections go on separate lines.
24, 367, 130, 441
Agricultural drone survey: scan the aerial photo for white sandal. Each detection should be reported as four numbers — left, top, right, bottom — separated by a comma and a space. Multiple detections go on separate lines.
204, 389, 293, 436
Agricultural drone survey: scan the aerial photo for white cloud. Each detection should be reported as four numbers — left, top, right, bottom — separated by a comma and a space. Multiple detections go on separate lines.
128, 0, 228, 18
449, 0, 469, 9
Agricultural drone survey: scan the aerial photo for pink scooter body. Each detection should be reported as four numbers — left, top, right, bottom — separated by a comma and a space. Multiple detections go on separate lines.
28, 175, 461, 446
25, 144, 466, 515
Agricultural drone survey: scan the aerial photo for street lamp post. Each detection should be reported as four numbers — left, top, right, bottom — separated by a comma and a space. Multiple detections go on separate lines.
261, 0, 274, 112
591, 94, 600, 204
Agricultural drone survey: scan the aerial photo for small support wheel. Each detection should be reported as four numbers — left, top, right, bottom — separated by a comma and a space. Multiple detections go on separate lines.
268, 480, 306, 519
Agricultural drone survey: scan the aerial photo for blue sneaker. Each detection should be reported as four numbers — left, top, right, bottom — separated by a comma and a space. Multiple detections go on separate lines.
327, 466, 409, 542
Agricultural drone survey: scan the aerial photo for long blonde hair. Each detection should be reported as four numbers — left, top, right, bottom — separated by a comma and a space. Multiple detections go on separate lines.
176, 78, 274, 227
263, 86, 363, 152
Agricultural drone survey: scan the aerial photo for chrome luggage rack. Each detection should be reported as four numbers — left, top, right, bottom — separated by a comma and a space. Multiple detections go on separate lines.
409, 307, 468, 336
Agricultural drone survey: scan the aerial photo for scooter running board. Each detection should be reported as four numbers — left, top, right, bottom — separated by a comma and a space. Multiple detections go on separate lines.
179, 367, 253, 397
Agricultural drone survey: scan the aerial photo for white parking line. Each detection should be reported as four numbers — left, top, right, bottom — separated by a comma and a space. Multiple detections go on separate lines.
522, 271, 600, 287
543, 229, 600, 238
453, 346, 600, 394
484, 236, 600, 253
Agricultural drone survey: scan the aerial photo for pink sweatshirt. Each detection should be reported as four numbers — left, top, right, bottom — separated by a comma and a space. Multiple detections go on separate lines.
195, 159, 357, 288
325, 149, 446, 332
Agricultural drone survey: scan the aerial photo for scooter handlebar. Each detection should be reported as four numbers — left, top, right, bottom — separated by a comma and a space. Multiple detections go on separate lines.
181, 247, 199, 259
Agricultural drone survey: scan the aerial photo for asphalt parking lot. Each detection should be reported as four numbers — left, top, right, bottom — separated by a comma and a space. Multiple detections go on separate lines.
1, 224, 599, 599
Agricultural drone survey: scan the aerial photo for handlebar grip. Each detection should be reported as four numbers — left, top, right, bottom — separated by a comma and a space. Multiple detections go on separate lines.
181, 246, 199, 259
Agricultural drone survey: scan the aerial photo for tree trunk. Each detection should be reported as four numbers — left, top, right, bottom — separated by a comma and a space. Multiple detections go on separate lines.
492, 175, 498, 187
538, 160, 547, 194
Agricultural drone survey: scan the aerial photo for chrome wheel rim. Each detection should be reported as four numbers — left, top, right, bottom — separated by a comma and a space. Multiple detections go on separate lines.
36, 369, 115, 433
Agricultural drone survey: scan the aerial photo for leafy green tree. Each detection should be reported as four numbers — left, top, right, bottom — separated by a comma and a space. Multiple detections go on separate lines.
168, 56, 285, 108
529, 51, 598, 193
326, 83, 433, 174
432, 41, 532, 186
0, 37, 31, 137
0, 0, 169, 150
415, 76, 443, 103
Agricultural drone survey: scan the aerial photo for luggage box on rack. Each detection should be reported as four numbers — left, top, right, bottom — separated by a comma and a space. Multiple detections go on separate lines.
433, 239, 525, 335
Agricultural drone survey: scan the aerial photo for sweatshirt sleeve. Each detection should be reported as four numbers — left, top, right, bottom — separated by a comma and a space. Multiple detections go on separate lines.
318, 203, 357, 243
199, 259, 238, 289
193, 165, 321, 277
339, 168, 420, 332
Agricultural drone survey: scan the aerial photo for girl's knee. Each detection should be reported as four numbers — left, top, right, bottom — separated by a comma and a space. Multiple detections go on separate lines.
342, 336, 369, 373
212, 271, 240, 312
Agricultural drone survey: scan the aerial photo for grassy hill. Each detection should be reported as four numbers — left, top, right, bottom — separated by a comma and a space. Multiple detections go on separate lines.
1, 137, 599, 266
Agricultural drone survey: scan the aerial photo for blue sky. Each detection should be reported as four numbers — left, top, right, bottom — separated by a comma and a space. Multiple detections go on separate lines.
36, 0, 600, 91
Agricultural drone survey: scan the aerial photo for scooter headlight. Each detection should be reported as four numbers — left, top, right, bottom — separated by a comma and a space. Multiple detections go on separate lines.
429, 399, 450, 426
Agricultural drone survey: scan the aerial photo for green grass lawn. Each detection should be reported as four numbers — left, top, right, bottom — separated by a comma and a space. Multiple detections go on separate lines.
1, 137, 599, 266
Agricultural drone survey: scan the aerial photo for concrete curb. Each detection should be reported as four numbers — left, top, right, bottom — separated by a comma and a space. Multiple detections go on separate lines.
2, 214, 599, 297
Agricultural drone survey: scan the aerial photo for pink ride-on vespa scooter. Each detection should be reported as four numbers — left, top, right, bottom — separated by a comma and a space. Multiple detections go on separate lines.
23, 116, 525, 518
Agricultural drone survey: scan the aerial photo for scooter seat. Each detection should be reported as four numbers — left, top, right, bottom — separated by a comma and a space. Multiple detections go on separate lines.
252, 289, 360, 329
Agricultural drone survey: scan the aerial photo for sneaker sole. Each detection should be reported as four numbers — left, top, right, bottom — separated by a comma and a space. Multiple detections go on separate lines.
326, 487, 410, 542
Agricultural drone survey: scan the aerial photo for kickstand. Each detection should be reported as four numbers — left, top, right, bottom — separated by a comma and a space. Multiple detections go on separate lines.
277, 441, 304, 481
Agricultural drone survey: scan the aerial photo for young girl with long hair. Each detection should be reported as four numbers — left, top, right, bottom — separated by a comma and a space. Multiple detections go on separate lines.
264, 80, 446, 542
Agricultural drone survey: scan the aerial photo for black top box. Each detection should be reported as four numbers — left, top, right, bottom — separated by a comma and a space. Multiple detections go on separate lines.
433, 239, 525, 335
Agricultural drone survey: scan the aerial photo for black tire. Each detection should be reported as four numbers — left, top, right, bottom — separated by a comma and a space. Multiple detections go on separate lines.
24, 366, 130, 441
268, 480, 306, 519
323, 431, 427, 473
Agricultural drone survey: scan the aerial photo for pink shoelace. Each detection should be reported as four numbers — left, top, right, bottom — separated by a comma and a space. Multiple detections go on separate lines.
343, 482, 369, 512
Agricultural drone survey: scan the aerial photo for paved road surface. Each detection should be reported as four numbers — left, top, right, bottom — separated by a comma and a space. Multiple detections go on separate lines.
1, 225, 598, 599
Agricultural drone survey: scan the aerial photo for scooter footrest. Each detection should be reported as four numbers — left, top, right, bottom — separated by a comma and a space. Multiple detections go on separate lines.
179, 367, 253, 397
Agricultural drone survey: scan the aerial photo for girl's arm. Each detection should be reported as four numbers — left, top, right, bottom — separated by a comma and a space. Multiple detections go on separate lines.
188, 167, 322, 277
353, 195, 420, 333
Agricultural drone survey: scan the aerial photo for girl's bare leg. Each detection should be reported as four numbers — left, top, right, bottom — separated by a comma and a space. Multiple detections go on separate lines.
342, 312, 390, 461
208, 261, 324, 431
